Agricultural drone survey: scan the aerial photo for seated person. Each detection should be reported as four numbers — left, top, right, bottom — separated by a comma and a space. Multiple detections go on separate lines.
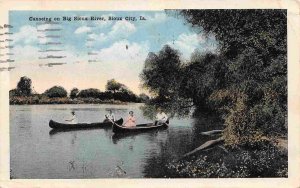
65, 111, 78, 124
104, 110, 115, 122
155, 108, 168, 125
123, 111, 136, 127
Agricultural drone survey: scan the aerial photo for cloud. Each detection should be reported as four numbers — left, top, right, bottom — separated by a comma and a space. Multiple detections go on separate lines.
74, 26, 91, 34
93, 40, 149, 93
12, 25, 38, 44
85, 20, 136, 45
12, 44, 88, 67
109, 20, 136, 37
97, 40, 148, 63
87, 33, 107, 43
13, 45, 40, 61
12, 25, 58, 45
147, 13, 168, 24
166, 33, 217, 60
174, 33, 202, 52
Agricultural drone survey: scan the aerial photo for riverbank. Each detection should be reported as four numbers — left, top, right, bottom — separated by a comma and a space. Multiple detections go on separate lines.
159, 139, 288, 178
10, 96, 130, 105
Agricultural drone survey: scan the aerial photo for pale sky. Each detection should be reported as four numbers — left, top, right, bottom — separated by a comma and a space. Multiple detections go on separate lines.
8, 11, 217, 95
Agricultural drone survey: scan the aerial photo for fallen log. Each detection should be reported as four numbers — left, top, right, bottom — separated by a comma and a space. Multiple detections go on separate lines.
200, 130, 223, 136
180, 137, 224, 160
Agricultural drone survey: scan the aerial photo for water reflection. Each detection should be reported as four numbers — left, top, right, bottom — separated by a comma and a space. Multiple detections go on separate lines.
111, 130, 168, 145
49, 126, 111, 136
10, 104, 223, 178
142, 113, 223, 177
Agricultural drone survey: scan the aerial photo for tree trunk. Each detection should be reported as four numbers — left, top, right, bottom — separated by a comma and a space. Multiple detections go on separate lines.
201, 130, 223, 136
180, 137, 224, 160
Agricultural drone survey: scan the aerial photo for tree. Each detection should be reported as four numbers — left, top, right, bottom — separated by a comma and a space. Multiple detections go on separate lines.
178, 9, 287, 146
9, 89, 20, 97
77, 88, 101, 98
16, 76, 32, 96
106, 79, 123, 93
179, 52, 226, 107
70, 88, 79, 99
179, 10, 286, 60
44, 86, 67, 98
140, 10, 287, 146
140, 45, 181, 100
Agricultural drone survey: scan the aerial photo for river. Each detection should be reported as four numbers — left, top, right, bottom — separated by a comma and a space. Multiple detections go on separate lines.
10, 103, 222, 178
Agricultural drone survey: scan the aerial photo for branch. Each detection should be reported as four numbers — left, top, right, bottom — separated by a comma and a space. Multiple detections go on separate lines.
179, 137, 224, 160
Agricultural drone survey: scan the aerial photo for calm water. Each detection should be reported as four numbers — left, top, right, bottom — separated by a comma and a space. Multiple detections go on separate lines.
10, 103, 222, 178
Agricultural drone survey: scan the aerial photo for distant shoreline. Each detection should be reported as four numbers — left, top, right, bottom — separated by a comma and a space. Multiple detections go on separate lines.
9, 96, 138, 105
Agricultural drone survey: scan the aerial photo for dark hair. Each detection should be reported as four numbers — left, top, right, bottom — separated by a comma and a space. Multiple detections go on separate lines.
129, 111, 134, 114
71, 111, 75, 114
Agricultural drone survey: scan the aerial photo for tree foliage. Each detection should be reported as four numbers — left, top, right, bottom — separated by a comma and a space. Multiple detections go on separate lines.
77, 88, 101, 98
105, 79, 123, 93
16, 76, 32, 96
142, 10, 287, 147
70, 88, 79, 99
44, 86, 68, 98
140, 45, 182, 100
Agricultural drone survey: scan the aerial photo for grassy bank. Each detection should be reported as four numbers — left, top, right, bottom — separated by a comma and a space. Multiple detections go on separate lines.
10, 96, 129, 105
154, 142, 287, 178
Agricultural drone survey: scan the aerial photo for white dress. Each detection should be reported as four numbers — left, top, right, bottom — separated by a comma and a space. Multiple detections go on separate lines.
156, 112, 168, 123
67, 115, 78, 124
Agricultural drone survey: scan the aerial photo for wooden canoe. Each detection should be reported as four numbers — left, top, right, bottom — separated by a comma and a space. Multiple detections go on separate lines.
112, 118, 169, 133
49, 118, 123, 129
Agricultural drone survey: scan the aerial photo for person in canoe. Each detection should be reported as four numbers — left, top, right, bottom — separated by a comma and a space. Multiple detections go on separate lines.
155, 108, 168, 125
123, 111, 136, 127
65, 111, 78, 124
104, 110, 115, 122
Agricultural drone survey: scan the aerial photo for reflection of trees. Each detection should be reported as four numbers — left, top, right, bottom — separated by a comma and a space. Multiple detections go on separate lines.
142, 114, 223, 178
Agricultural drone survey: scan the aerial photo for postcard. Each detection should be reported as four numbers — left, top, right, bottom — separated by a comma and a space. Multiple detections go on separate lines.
0, 0, 299, 187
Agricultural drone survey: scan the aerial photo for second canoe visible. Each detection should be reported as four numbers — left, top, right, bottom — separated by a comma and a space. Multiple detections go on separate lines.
49, 118, 123, 129
112, 119, 169, 133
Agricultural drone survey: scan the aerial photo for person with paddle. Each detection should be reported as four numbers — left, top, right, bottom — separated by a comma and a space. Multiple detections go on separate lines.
65, 111, 78, 124
104, 110, 115, 122
124, 111, 136, 127
155, 108, 168, 125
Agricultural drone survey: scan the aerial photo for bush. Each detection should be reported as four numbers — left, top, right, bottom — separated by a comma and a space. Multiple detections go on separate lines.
77, 88, 101, 98
70, 88, 79, 99
44, 86, 68, 98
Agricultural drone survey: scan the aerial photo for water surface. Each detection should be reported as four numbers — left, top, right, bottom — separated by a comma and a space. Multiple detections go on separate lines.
10, 103, 222, 178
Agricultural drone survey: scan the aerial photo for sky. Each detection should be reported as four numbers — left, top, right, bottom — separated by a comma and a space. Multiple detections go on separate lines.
8, 11, 218, 95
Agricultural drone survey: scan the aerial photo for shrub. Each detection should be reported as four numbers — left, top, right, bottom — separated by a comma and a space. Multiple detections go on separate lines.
44, 86, 68, 98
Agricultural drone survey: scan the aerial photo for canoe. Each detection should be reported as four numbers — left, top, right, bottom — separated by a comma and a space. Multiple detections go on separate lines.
111, 130, 168, 144
49, 125, 112, 135
112, 118, 169, 133
49, 118, 123, 129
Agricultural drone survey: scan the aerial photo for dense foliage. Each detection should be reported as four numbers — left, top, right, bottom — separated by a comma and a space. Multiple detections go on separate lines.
10, 76, 33, 96
141, 10, 287, 147
70, 88, 79, 99
10, 77, 147, 103
106, 79, 124, 93
163, 143, 287, 178
44, 86, 68, 98
141, 45, 181, 100
77, 88, 102, 98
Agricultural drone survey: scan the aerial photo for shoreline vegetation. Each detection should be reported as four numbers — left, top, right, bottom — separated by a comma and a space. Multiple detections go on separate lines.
9, 78, 149, 105
9, 96, 131, 105
140, 10, 287, 177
